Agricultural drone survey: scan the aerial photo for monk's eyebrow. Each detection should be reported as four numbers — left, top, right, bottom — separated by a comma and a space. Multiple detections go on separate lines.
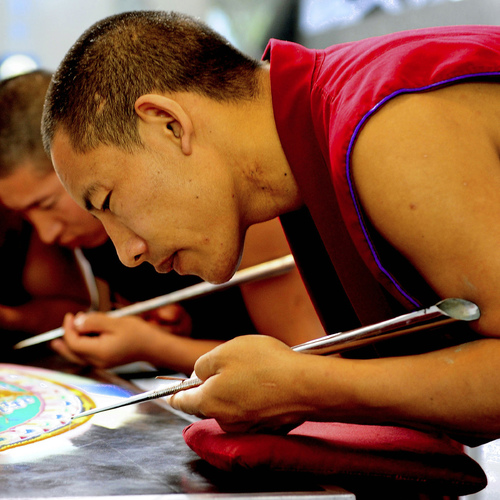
82, 184, 100, 212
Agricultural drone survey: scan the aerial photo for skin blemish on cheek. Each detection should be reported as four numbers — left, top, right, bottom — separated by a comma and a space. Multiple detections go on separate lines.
409, 203, 418, 210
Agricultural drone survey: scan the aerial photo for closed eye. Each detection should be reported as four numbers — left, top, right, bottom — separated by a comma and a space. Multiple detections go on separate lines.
101, 191, 112, 211
38, 197, 57, 210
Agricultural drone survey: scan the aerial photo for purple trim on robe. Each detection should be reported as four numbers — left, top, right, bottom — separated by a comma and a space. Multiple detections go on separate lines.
345, 72, 500, 308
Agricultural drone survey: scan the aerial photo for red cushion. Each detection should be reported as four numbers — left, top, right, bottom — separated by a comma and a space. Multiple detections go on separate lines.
183, 419, 487, 495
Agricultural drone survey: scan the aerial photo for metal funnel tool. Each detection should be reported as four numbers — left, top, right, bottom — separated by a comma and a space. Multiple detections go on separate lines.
292, 298, 480, 356
14, 255, 296, 350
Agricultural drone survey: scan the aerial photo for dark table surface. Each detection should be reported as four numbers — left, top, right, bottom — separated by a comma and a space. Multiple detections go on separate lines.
0, 352, 354, 499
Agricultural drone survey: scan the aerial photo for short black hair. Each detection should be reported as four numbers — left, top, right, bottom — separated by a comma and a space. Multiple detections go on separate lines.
0, 70, 53, 177
42, 10, 261, 154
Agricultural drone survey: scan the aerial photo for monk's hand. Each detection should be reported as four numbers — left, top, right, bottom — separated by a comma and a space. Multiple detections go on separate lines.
52, 312, 165, 369
141, 303, 192, 337
168, 335, 310, 433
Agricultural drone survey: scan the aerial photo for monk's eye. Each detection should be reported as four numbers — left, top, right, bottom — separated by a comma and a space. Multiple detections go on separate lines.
101, 191, 112, 211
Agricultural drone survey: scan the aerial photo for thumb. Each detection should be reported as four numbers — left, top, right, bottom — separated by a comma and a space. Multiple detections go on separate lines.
153, 304, 185, 323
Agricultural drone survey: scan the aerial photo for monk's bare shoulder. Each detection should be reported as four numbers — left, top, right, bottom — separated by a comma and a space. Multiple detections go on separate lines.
351, 82, 500, 336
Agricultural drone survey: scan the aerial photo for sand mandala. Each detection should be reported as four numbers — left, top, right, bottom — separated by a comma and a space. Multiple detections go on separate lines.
0, 365, 95, 451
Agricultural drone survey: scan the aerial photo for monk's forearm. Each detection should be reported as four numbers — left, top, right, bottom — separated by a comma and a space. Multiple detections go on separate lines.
301, 337, 500, 438
0, 298, 86, 334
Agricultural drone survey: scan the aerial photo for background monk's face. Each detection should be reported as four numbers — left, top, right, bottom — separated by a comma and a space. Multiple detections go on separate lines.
0, 166, 107, 249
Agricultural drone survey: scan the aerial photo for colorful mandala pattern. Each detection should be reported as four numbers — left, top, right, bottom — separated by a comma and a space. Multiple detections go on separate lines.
0, 367, 95, 451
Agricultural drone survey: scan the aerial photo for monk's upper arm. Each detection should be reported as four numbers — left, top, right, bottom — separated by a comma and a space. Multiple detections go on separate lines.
351, 90, 500, 337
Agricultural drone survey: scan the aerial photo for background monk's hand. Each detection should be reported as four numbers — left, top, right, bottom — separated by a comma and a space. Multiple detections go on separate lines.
141, 303, 192, 337
50, 311, 170, 369
168, 335, 312, 433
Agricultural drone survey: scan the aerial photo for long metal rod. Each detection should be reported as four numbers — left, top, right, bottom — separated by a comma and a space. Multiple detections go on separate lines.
73, 377, 204, 419
72, 298, 479, 420
14, 255, 296, 350
73, 248, 100, 311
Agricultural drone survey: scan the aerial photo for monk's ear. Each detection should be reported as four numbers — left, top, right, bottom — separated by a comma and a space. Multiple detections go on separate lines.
135, 94, 193, 155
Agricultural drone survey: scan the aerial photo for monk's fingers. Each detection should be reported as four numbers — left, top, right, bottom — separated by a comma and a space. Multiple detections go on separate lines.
167, 387, 205, 418
50, 338, 89, 366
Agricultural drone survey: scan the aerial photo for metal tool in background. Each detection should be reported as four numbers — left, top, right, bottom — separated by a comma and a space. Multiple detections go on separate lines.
13, 255, 296, 350
74, 248, 100, 312
72, 298, 479, 420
